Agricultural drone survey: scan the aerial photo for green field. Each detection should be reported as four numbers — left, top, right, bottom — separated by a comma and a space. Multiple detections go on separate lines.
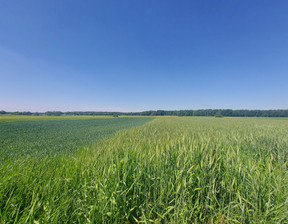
0, 117, 153, 163
0, 115, 116, 123
0, 117, 288, 223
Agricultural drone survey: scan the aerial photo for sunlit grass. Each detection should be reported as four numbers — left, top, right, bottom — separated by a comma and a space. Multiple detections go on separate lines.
0, 117, 287, 223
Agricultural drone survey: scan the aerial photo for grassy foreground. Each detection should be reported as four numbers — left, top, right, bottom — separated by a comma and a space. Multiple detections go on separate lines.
1, 117, 288, 223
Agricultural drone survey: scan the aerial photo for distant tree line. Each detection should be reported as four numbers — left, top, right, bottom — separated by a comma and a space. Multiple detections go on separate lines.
137, 109, 288, 117
1, 109, 288, 117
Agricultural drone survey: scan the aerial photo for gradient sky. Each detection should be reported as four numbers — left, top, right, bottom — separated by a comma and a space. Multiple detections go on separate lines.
0, 0, 287, 112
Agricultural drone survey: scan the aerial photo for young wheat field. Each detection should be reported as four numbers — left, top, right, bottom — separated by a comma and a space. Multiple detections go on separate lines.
0, 116, 288, 223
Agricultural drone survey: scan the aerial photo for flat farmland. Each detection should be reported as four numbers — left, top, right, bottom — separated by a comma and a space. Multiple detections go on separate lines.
0, 116, 288, 223
0, 117, 153, 162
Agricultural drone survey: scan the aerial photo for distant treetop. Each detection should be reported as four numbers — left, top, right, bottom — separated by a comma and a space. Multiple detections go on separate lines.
1, 109, 288, 117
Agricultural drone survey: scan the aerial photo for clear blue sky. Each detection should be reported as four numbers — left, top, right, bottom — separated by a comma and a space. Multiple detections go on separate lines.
0, 0, 287, 112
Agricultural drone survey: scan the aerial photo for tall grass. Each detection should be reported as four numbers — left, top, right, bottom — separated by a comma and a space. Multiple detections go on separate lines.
0, 117, 288, 223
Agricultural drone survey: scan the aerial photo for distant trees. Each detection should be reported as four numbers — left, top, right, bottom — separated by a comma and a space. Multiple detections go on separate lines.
2, 109, 288, 117
214, 111, 223, 118
155, 110, 165, 116
10, 111, 32, 115
45, 111, 64, 116
138, 109, 288, 117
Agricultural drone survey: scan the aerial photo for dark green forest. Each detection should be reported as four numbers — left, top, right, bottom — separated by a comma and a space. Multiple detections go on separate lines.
1, 109, 288, 117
